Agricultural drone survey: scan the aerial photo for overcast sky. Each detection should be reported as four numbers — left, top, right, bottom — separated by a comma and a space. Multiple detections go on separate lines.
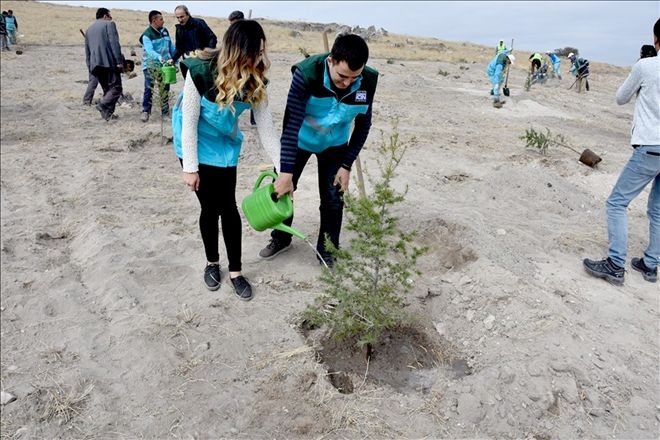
46, 1, 658, 66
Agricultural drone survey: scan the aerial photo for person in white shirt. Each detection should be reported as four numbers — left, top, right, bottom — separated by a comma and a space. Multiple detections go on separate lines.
583, 18, 660, 284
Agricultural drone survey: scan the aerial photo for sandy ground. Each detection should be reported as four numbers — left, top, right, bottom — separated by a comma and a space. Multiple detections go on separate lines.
1, 40, 658, 440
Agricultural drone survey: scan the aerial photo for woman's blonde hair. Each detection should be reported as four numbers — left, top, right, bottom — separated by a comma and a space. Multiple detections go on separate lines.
193, 20, 269, 112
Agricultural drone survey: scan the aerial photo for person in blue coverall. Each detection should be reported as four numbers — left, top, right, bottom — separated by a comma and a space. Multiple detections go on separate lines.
546, 51, 562, 79
139, 10, 177, 122
486, 49, 515, 104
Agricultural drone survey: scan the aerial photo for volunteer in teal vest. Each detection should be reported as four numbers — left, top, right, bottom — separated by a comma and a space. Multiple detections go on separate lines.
259, 34, 379, 267
139, 10, 176, 122
172, 20, 280, 301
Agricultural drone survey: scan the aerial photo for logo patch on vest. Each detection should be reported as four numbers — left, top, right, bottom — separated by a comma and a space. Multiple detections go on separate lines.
355, 90, 367, 102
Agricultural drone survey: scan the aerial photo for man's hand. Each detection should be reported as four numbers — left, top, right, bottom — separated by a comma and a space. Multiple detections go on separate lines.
333, 167, 350, 192
182, 171, 200, 191
274, 172, 294, 198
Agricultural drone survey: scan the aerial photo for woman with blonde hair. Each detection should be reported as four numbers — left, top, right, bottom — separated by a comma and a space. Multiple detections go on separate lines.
172, 19, 279, 301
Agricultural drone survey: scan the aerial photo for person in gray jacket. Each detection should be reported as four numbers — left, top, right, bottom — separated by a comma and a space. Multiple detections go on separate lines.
85, 7, 123, 120
583, 18, 660, 284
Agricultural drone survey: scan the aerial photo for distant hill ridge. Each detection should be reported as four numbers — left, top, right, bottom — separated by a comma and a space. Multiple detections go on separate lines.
10, 0, 624, 72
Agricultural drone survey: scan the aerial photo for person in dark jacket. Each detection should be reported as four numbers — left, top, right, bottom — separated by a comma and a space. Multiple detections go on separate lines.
172, 4, 217, 70
85, 7, 124, 120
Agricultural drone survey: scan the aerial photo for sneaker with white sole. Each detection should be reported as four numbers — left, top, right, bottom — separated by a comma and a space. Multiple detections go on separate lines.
140, 111, 150, 122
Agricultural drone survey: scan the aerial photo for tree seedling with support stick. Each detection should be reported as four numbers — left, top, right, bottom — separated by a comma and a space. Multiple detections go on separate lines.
520, 127, 602, 167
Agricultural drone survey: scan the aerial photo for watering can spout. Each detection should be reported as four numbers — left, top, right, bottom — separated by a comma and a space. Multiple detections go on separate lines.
274, 223, 306, 240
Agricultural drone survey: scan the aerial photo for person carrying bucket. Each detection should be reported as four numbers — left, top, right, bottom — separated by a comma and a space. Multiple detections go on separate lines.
139, 10, 177, 123
486, 49, 514, 106
259, 33, 379, 268
172, 20, 280, 301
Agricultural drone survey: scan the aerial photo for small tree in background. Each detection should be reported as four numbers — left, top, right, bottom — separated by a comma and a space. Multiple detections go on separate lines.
554, 47, 579, 57
302, 123, 428, 360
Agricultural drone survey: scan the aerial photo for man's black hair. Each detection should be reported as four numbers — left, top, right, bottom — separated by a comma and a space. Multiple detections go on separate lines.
96, 8, 110, 19
228, 10, 244, 22
640, 44, 657, 59
654, 18, 660, 41
149, 10, 162, 23
331, 33, 369, 71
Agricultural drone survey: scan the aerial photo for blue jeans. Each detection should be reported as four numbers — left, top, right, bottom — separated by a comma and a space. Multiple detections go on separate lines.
606, 145, 660, 269
142, 69, 170, 115
271, 145, 347, 257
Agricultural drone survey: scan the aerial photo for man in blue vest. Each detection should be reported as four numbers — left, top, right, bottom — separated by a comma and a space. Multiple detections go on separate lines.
139, 10, 176, 122
259, 34, 379, 267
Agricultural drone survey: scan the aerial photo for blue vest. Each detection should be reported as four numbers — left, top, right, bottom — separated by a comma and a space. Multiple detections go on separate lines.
172, 57, 251, 168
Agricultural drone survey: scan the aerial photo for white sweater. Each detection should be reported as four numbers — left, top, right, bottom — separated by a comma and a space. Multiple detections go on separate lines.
181, 73, 281, 173
615, 56, 660, 146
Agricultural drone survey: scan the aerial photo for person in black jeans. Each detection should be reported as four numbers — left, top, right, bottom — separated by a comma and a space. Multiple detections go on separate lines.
174, 20, 281, 300
259, 34, 379, 267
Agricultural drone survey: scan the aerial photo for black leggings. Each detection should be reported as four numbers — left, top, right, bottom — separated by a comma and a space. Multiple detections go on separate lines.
188, 163, 242, 272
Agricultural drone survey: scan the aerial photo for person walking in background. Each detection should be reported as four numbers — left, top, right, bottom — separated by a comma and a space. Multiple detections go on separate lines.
172, 4, 217, 75
5, 9, 17, 45
583, 18, 660, 285
0, 12, 10, 52
486, 49, 514, 106
546, 51, 562, 79
173, 20, 280, 300
259, 34, 379, 267
85, 7, 124, 121
139, 10, 176, 122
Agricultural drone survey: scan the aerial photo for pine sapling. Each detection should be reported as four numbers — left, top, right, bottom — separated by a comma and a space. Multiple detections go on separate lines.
303, 124, 428, 360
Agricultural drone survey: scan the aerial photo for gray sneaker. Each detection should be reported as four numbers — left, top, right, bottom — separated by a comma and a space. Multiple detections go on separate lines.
258, 238, 291, 260
631, 257, 658, 283
140, 111, 150, 122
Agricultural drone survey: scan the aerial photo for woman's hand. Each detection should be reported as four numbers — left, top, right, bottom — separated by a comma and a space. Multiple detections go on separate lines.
182, 171, 200, 191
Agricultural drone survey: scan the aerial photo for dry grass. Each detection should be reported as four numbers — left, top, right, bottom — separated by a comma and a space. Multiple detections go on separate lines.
3, 0, 627, 74
42, 378, 94, 425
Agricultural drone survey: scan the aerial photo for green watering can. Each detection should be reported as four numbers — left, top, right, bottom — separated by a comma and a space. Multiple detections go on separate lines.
241, 171, 306, 240
161, 64, 177, 85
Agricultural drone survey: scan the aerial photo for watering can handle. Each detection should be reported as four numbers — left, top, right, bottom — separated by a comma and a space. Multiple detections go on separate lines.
253, 170, 279, 192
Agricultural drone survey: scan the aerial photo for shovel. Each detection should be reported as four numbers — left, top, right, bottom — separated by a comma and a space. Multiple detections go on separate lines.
503, 38, 514, 96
